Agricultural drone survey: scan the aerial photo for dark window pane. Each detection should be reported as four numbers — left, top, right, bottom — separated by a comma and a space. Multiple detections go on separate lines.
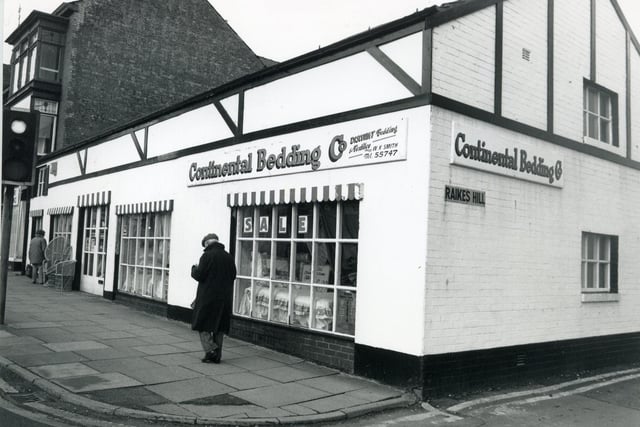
39, 44, 61, 81
36, 115, 55, 155
317, 203, 336, 238
274, 242, 291, 280
255, 241, 271, 278
340, 243, 358, 287
294, 242, 312, 282
238, 241, 253, 276
336, 290, 356, 335
341, 201, 359, 238
313, 242, 335, 284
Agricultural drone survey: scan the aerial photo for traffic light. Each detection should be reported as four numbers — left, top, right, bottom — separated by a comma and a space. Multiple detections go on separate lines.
3, 109, 38, 185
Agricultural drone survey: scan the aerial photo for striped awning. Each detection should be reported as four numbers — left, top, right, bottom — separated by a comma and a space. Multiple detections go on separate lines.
116, 200, 174, 215
227, 183, 364, 207
77, 191, 111, 207
47, 206, 74, 215
29, 209, 43, 217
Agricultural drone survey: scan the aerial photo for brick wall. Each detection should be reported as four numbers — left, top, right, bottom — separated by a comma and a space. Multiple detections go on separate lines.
424, 106, 640, 355
57, 0, 265, 148
230, 317, 355, 373
501, 0, 547, 129
432, 5, 496, 112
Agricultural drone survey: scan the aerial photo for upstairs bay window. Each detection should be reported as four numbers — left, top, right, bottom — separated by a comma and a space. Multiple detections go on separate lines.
10, 29, 64, 94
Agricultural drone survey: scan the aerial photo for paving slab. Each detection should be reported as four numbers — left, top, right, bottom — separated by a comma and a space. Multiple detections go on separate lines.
255, 365, 330, 383
146, 403, 198, 417
124, 365, 202, 385
298, 374, 378, 394
85, 357, 164, 374
73, 347, 145, 361
281, 403, 319, 416
132, 344, 185, 355
139, 334, 189, 345
91, 330, 137, 340
299, 393, 369, 412
0, 344, 51, 357
87, 386, 170, 409
226, 356, 287, 371
0, 331, 14, 338
180, 403, 260, 418
9, 351, 88, 367
230, 382, 330, 408
344, 386, 402, 402
30, 362, 100, 379
214, 372, 279, 390
53, 372, 143, 393
44, 341, 110, 352
171, 341, 203, 352
182, 361, 247, 376
145, 352, 202, 366
146, 377, 237, 402
8, 322, 61, 329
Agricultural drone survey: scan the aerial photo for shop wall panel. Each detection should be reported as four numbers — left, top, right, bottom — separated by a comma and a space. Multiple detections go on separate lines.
146, 104, 234, 158
595, 0, 628, 151
432, 6, 496, 113
84, 134, 141, 175
631, 50, 640, 161
424, 106, 640, 355
47, 153, 83, 184
378, 31, 423, 86
242, 52, 413, 133
553, 0, 590, 141
501, 0, 547, 130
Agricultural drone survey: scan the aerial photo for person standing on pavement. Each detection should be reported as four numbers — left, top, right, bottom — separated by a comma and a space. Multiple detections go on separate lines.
191, 233, 237, 363
28, 230, 47, 285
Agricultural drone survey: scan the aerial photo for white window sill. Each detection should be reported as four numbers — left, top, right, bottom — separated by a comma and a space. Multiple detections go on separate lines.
581, 292, 619, 303
582, 136, 622, 155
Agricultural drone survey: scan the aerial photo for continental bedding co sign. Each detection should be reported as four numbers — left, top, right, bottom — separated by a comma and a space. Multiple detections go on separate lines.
450, 122, 564, 188
187, 118, 407, 186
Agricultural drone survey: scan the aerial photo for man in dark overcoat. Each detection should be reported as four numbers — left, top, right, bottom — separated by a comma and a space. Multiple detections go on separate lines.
191, 233, 237, 363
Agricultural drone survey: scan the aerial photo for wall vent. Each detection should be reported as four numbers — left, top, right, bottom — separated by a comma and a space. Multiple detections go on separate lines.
522, 48, 531, 61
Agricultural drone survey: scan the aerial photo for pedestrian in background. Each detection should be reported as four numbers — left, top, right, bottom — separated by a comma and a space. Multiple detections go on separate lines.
28, 230, 47, 285
191, 233, 237, 363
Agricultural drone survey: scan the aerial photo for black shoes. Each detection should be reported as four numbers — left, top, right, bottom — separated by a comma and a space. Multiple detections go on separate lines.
201, 350, 220, 364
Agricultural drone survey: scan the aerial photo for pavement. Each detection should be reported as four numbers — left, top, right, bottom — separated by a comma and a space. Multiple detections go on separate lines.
0, 273, 414, 425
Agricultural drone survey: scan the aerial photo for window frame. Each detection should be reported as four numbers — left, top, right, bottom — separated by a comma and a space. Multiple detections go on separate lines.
582, 79, 619, 150
51, 213, 73, 246
233, 200, 359, 337
117, 212, 172, 302
581, 232, 618, 294
35, 166, 49, 197
33, 98, 59, 154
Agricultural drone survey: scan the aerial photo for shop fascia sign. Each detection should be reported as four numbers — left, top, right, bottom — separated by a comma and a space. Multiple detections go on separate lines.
187, 117, 408, 186
450, 122, 564, 188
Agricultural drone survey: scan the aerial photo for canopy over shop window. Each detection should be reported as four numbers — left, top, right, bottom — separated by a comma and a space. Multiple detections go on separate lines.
115, 200, 174, 215
47, 206, 74, 215
227, 183, 364, 207
77, 191, 111, 207
29, 209, 43, 217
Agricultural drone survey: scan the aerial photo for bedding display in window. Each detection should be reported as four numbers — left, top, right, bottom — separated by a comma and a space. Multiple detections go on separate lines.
233, 200, 359, 337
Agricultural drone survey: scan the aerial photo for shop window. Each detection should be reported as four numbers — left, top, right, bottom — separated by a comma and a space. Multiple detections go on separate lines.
583, 81, 618, 148
51, 214, 73, 246
581, 232, 618, 293
35, 166, 49, 197
118, 212, 171, 301
234, 200, 359, 336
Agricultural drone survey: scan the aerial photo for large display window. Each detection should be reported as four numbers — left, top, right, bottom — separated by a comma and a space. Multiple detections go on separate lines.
117, 212, 171, 301
234, 200, 358, 336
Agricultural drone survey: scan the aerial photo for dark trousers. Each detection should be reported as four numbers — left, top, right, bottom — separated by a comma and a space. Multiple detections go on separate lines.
199, 331, 224, 356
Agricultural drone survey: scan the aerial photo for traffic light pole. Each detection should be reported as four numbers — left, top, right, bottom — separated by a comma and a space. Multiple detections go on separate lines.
0, 184, 16, 325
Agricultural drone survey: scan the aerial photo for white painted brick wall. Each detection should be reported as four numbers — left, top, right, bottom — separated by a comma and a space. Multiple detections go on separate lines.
432, 6, 496, 112
595, 0, 627, 150
502, 0, 548, 129
424, 106, 640, 354
553, 0, 590, 140
632, 50, 640, 161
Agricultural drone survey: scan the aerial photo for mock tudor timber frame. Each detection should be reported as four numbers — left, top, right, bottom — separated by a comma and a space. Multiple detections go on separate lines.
28, 0, 640, 395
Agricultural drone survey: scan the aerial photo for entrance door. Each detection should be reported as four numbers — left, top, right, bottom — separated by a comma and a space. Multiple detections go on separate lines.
80, 205, 109, 294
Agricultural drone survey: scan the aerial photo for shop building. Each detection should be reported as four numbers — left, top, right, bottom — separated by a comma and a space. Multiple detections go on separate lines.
4, 0, 266, 269
27, 0, 640, 396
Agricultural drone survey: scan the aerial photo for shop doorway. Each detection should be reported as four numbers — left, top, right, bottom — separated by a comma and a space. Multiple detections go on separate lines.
78, 205, 109, 294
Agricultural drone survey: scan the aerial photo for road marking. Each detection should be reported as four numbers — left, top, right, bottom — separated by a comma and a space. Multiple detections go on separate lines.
447, 366, 640, 413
